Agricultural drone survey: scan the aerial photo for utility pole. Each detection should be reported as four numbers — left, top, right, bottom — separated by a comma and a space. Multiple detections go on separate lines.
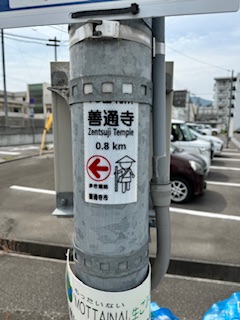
69, 19, 152, 293
46, 37, 60, 61
1, 29, 8, 127
187, 92, 191, 122
226, 70, 235, 149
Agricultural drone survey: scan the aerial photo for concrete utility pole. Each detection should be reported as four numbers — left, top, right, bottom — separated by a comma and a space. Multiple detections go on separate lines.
1, 29, 8, 127
69, 19, 152, 292
46, 37, 60, 61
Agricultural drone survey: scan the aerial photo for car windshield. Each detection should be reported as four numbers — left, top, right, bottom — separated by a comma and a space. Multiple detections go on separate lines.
172, 123, 196, 141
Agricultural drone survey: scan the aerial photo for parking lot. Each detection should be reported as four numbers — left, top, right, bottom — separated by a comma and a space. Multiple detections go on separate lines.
0, 136, 240, 319
0, 137, 240, 264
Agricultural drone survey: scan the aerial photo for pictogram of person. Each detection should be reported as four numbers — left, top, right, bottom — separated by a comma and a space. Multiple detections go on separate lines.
114, 156, 135, 193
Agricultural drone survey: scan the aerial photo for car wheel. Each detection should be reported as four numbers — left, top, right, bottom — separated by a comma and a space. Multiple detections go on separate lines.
171, 177, 193, 204
212, 131, 217, 136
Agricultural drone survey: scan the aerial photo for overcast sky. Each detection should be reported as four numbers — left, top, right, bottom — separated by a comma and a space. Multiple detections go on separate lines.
1, 9, 240, 101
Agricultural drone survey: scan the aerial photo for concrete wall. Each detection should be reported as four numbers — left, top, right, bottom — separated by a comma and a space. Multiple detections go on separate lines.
0, 126, 53, 146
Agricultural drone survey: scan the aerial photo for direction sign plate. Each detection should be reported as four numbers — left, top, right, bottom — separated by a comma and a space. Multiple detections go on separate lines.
0, 0, 239, 29
84, 101, 138, 205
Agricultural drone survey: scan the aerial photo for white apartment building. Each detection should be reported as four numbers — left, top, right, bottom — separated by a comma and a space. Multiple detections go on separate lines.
0, 83, 52, 127
214, 73, 240, 131
0, 90, 28, 126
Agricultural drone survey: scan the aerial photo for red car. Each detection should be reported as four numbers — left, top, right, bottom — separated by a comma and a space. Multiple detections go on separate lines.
170, 144, 207, 203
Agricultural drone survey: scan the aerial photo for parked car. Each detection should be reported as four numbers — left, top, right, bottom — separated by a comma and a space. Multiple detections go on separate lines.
204, 124, 221, 136
186, 124, 224, 158
188, 123, 212, 136
196, 123, 221, 136
236, 127, 240, 134
170, 144, 207, 203
171, 119, 211, 174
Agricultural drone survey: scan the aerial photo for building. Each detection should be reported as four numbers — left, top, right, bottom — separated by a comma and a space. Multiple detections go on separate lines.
0, 83, 52, 127
27, 82, 52, 118
213, 74, 240, 131
0, 90, 27, 126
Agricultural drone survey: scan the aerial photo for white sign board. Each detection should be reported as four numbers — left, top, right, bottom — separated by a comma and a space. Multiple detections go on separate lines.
0, 0, 239, 29
66, 250, 151, 320
84, 102, 138, 205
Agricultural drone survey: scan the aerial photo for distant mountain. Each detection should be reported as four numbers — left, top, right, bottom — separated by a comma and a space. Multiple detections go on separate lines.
190, 96, 213, 107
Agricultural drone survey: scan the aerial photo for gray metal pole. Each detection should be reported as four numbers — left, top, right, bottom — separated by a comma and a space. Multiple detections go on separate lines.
152, 18, 166, 162
1, 29, 8, 127
226, 70, 234, 149
69, 20, 152, 292
150, 17, 171, 290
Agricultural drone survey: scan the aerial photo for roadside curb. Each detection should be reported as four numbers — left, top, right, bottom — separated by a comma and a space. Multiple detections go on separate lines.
1, 238, 240, 283
0, 151, 54, 164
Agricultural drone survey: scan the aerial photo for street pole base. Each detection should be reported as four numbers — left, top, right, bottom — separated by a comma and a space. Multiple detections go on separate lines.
66, 250, 151, 320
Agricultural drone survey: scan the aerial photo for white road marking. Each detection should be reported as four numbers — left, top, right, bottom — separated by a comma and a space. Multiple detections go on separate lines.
220, 152, 240, 156
222, 148, 238, 152
10, 185, 56, 195
166, 273, 240, 286
11, 146, 39, 151
170, 207, 240, 221
213, 158, 240, 162
10, 185, 240, 222
207, 181, 240, 187
0, 151, 20, 155
210, 166, 240, 171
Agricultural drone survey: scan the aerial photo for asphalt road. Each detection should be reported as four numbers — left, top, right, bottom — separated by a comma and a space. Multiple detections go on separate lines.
0, 137, 240, 320
0, 141, 240, 265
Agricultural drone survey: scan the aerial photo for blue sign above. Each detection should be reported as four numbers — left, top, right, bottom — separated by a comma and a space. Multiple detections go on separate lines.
0, 0, 239, 29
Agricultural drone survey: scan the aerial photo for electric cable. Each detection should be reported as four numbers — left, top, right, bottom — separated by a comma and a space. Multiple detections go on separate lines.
166, 44, 231, 72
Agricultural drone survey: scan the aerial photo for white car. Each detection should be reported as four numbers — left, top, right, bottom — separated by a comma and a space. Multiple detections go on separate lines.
171, 119, 211, 174
204, 124, 221, 136
188, 127, 224, 157
197, 123, 221, 136
187, 123, 212, 136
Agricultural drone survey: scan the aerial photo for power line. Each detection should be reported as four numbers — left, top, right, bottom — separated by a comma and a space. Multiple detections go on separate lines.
166, 44, 231, 72
49, 25, 68, 33
4, 36, 48, 46
4, 32, 48, 42
4, 32, 67, 46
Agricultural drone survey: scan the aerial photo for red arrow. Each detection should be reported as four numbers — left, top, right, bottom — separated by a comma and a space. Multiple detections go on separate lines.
89, 158, 109, 179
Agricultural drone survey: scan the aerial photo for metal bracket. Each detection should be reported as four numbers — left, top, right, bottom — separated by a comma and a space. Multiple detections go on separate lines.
71, 3, 139, 19
48, 87, 69, 104
69, 20, 151, 48
150, 182, 172, 207
73, 238, 149, 277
